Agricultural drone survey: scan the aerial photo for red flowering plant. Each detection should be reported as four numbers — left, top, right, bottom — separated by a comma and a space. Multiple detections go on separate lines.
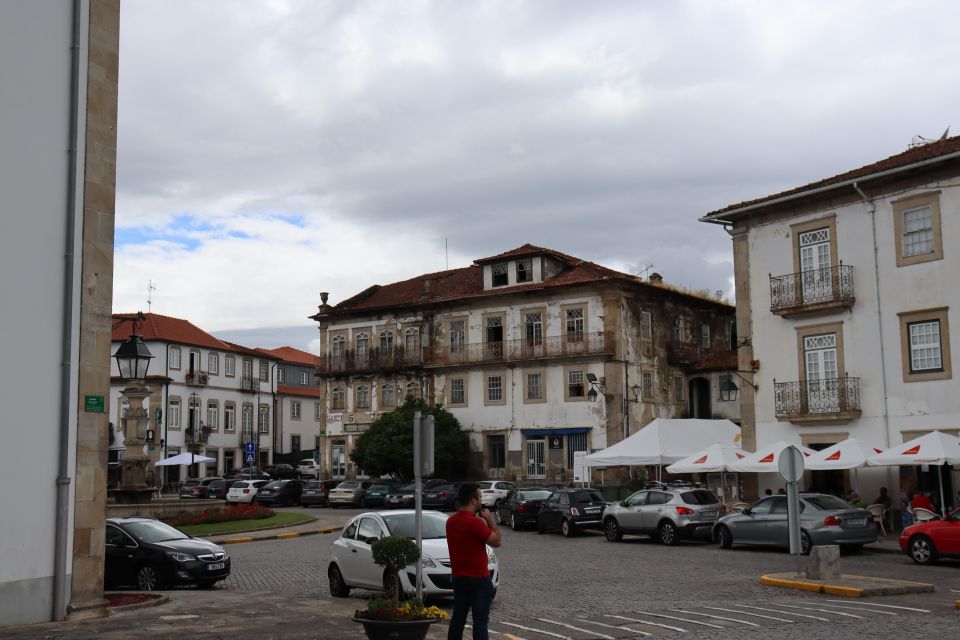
162, 503, 274, 528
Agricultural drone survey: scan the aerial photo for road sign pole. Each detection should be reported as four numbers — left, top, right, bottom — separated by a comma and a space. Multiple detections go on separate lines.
778, 446, 805, 576
413, 411, 423, 601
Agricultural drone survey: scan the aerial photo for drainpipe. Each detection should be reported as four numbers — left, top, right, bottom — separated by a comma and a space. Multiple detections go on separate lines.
53, 0, 84, 621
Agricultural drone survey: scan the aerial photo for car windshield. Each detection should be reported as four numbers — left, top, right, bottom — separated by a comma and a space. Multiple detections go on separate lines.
573, 491, 604, 503
804, 495, 853, 511
476, 482, 492, 489
383, 512, 448, 539
681, 490, 720, 505
519, 490, 552, 500
125, 520, 189, 543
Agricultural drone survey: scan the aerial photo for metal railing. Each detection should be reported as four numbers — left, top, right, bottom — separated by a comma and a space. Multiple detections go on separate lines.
770, 264, 854, 313
317, 347, 423, 375
185, 371, 208, 386
240, 376, 260, 392
774, 376, 861, 417
424, 331, 614, 367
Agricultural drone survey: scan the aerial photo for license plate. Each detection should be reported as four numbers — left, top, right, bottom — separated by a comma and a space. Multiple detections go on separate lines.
207, 562, 225, 571
426, 493, 437, 498
304, 490, 317, 495
700, 511, 717, 519
846, 518, 866, 527
585, 507, 600, 513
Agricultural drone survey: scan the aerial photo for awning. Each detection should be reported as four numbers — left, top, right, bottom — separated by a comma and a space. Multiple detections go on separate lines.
521, 428, 590, 436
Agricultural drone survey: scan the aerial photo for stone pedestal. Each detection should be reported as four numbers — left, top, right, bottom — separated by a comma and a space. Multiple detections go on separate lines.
805, 545, 841, 580
118, 385, 152, 503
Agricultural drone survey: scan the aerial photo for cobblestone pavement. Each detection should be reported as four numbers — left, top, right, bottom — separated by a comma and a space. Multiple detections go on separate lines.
218, 518, 960, 638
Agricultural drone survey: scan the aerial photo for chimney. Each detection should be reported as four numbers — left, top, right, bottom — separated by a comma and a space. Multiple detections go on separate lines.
648, 272, 663, 284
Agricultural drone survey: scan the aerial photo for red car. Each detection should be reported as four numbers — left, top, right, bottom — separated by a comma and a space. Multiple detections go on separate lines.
900, 507, 960, 564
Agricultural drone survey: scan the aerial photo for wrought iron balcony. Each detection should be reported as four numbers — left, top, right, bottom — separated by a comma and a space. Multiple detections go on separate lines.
424, 331, 614, 367
770, 264, 854, 317
667, 340, 701, 367
317, 347, 422, 376
240, 376, 260, 393
774, 376, 862, 424
185, 370, 208, 386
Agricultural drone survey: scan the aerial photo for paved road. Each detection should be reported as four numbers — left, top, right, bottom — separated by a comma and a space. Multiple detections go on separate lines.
216, 509, 960, 638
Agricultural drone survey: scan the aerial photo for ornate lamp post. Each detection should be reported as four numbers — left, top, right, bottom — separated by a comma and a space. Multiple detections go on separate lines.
113, 324, 155, 504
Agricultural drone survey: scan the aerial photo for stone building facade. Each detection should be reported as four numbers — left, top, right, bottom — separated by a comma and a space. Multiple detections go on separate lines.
311, 245, 739, 483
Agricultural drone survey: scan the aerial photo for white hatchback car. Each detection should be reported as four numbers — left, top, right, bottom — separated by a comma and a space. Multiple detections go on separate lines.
328, 510, 500, 599
297, 458, 321, 479
478, 481, 518, 507
226, 480, 269, 504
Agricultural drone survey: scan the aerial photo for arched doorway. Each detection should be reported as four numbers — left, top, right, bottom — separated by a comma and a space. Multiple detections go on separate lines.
688, 377, 711, 418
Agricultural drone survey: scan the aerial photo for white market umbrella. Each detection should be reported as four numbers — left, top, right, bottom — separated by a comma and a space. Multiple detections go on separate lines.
805, 438, 885, 494
867, 431, 960, 517
729, 440, 817, 473
666, 444, 751, 502
155, 452, 215, 466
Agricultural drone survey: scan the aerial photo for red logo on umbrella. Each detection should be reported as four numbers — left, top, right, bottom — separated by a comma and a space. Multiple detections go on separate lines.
826, 450, 842, 461
736, 452, 745, 459
759, 453, 774, 463
902, 445, 921, 455
694, 455, 708, 464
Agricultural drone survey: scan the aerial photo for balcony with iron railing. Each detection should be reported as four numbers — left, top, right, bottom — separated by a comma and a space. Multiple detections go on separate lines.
185, 370, 208, 386
240, 375, 260, 393
769, 264, 855, 318
424, 331, 615, 368
774, 375, 862, 424
317, 347, 423, 376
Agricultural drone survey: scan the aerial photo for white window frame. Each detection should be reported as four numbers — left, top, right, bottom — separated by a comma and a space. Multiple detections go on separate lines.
291, 401, 301, 420
908, 320, 943, 373
277, 368, 285, 383
258, 404, 270, 433
701, 324, 711, 349
224, 402, 236, 432
487, 375, 503, 403
206, 400, 219, 430
642, 371, 654, 399
450, 377, 465, 405
225, 355, 236, 377
169, 346, 181, 370
259, 361, 269, 381
300, 371, 309, 385
640, 311, 652, 339
169, 398, 181, 428
208, 352, 219, 375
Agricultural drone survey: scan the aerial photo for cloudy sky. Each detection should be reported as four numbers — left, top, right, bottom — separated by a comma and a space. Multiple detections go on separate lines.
114, 0, 960, 352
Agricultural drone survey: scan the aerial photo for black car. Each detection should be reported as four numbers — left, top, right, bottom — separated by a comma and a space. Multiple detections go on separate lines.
205, 479, 232, 500
361, 481, 403, 508
179, 477, 222, 499
254, 479, 304, 506
385, 479, 447, 508
105, 517, 230, 590
301, 479, 340, 507
537, 489, 607, 537
264, 464, 300, 480
228, 467, 270, 481
495, 488, 553, 530
422, 482, 465, 511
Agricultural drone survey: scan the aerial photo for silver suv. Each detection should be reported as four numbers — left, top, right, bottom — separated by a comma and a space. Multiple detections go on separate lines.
602, 488, 723, 545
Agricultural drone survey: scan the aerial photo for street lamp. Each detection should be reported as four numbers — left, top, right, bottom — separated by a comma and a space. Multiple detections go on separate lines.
112, 315, 155, 504
586, 373, 607, 403
719, 372, 759, 402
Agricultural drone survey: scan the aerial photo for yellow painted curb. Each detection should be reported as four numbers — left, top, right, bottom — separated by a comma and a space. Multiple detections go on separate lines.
222, 537, 254, 544
822, 585, 864, 598
760, 576, 821, 592
276, 532, 301, 539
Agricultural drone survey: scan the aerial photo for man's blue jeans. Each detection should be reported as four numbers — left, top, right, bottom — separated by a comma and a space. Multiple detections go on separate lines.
447, 575, 493, 640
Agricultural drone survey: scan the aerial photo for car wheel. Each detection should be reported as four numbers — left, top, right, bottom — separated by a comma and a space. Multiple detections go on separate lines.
658, 521, 678, 546
510, 513, 521, 531
328, 564, 350, 597
603, 518, 622, 542
717, 525, 733, 549
383, 570, 406, 600
195, 580, 218, 590
909, 535, 938, 565
561, 518, 576, 538
136, 564, 163, 591
800, 530, 813, 555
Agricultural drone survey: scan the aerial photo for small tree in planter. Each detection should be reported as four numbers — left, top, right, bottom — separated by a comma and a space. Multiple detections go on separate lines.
353, 535, 447, 640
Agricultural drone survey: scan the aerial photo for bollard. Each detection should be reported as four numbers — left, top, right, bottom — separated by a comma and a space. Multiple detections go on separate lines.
805, 545, 841, 580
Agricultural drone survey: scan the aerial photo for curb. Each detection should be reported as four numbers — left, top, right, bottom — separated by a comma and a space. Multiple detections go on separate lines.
220, 526, 341, 545
105, 593, 170, 614
862, 543, 901, 555
760, 573, 934, 597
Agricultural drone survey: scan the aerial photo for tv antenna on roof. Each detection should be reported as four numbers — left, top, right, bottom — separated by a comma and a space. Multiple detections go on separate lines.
637, 264, 654, 279
147, 280, 157, 312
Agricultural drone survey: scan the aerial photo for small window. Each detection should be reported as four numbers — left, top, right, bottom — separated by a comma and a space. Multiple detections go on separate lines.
526, 372, 543, 401
208, 353, 219, 375
642, 371, 654, 399
902, 205, 934, 258
356, 385, 370, 409
404, 328, 419, 355
449, 378, 465, 405
487, 375, 503, 403
701, 324, 710, 349
168, 398, 181, 428
331, 387, 345, 411
567, 369, 585, 399
169, 346, 181, 370
380, 330, 394, 352
225, 355, 236, 377
291, 401, 301, 419
278, 368, 285, 383
291, 435, 301, 453
674, 375, 685, 402
908, 321, 943, 372
565, 308, 584, 341
517, 258, 533, 283
893, 192, 943, 266
672, 318, 683, 342
259, 361, 269, 381
640, 311, 652, 339
331, 335, 346, 359
492, 262, 508, 287
258, 405, 270, 433
381, 384, 395, 407
206, 400, 219, 429
314, 402, 321, 420
300, 371, 309, 385
356, 332, 370, 360
524, 312, 543, 346
224, 402, 235, 431
899, 308, 952, 382
449, 321, 465, 352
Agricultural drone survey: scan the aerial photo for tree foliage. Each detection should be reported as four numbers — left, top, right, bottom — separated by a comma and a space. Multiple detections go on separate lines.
349, 397, 470, 482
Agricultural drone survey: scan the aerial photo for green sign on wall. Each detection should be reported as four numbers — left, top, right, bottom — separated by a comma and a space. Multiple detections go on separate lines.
84, 395, 105, 413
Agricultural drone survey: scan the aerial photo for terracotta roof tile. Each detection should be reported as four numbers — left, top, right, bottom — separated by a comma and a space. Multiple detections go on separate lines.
692, 349, 738, 372
257, 346, 320, 367
474, 243, 580, 265
112, 313, 278, 359
706, 135, 960, 218
276, 384, 321, 398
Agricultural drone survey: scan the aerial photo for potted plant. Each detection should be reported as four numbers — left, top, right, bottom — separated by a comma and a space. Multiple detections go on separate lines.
353, 535, 448, 640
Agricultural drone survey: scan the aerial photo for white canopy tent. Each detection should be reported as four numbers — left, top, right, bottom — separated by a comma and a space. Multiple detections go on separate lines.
728, 440, 818, 473
154, 452, 215, 466
583, 419, 742, 470
805, 438, 886, 494
867, 431, 960, 517
666, 443, 750, 501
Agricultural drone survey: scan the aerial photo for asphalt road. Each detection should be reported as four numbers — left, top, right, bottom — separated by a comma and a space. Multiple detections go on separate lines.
217, 506, 960, 638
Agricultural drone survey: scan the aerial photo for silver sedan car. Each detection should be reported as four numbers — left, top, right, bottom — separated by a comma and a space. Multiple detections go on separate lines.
713, 493, 877, 553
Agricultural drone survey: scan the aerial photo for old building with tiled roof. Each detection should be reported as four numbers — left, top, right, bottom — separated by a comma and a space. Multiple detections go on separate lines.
257, 346, 324, 462
702, 135, 960, 509
311, 245, 740, 482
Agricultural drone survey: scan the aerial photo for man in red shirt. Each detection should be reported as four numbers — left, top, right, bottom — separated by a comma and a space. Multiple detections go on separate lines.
446, 483, 501, 640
